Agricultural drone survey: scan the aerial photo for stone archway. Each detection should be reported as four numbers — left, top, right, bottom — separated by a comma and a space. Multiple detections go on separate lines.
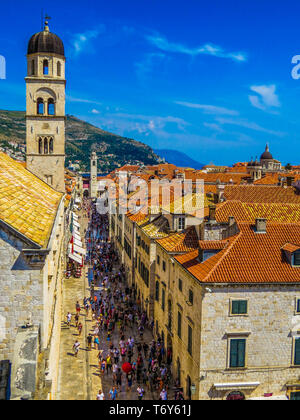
226, 391, 245, 401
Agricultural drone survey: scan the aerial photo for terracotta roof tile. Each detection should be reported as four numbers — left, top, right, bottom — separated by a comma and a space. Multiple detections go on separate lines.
156, 226, 199, 253
0, 152, 62, 248
175, 222, 300, 284
223, 185, 300, 203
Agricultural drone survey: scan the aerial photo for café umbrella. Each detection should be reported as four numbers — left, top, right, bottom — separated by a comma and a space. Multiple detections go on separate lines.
122, 362, 132, 373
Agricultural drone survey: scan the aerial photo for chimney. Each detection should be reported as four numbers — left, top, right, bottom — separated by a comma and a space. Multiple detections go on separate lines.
228, 216, 235, 226
209, 204, 216, 221
255, 218, 267, 233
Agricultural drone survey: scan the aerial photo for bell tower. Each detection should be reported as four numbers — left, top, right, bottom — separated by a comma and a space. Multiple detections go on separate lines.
25, 18, 66, 193
90, 152, 98, 198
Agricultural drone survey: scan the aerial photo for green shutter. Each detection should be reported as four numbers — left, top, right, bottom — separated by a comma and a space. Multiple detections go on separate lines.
230, 339, 245, 368
297, 300, 300, 313
238, 339, 246, 367
230, 339, 238, 367
232, 300, 247, 315
294, 338, 300, 365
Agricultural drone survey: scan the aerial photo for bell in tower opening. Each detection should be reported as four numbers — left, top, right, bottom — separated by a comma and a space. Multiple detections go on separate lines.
25, 17, 66, 193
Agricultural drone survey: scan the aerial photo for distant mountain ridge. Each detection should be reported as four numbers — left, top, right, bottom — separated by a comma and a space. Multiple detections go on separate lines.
155, 149, 204, 170
0, 110, 160, 172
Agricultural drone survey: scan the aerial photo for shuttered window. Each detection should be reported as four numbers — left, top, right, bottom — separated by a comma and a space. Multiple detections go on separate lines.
230, 339, 246, 368
188, 325, 193, 356
231, 300, 248, 315
177, 311, 182, 339
294, 338, 300, 365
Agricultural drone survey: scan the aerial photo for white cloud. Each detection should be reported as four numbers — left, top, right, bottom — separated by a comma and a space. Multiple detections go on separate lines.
175, 101, 239, 116
66, 95, 102, 106
91, 109, 100, 114
146, 34, 247, 62
71, 26, 105, 55
249, 84, 280, 111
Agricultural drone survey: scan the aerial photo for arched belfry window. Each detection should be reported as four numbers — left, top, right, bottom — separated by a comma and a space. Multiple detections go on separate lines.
38, 138, 43, 154
43, 60, 49, 75
48, 99, 55, 116
57, 61, 61, 77
31, 60, 35, 76
49, 138, 54, 154
44, 138, 48, 155
37, 98, 44, 115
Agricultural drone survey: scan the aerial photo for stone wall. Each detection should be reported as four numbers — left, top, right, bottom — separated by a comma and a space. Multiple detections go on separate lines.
0, 226, 43, 361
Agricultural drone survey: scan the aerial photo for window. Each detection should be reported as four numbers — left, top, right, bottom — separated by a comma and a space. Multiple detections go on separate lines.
49, 138, 54, 154
43, 60, 49, 75
44, 138, 48, 155
38, 137, 43, 154
229, 339, 246, 368
294, 338, 300, 366
231, 300, 248, 315
188, 325, 193, 356
31, 60, 35, 76
48, 99, 55, 115
294, 252, 300, 266
155, 281, 159, 302
178, 278, 183, 292
157, 255, 160, 265
162, 288, 165, 312
188, 289, 194, 305
178, 217, 185, 230
57, 61, 61, 77
297, 299, 300, 314
290, 392, 300, 400
37, 98, 44, 115
163, 261, 166, 272
177, 311, 182, 339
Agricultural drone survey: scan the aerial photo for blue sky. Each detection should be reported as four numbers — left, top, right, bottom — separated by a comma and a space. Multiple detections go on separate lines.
1, 0, 300, 165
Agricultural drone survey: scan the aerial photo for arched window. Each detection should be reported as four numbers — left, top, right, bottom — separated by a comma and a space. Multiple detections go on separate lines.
31, 60, 35, 76
37, 98, 44, 115
57, 61, 61, 77
38, 138, 43, 154
44, 138, 48, 155
48, 99, 55, 116
43, 60, 49, 75
49, 138, 54, 154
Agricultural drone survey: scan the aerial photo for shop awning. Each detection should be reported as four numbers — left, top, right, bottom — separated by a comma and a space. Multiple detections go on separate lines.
74, 244, 86, 256
74, 238, 83, 247
214, 382, 260, 390
73, 221, 80, 228
68, 252, 83, 265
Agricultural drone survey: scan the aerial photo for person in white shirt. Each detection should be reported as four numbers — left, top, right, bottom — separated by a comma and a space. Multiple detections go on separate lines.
97, 390, 105, 400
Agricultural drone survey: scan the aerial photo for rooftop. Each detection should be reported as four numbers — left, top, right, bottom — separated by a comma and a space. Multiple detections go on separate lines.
0, 152, 62, 248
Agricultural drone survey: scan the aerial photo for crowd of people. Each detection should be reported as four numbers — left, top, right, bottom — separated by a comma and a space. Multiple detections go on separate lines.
67, 199, 185, 401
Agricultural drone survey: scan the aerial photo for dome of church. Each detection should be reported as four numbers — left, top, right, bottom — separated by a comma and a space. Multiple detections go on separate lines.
260, 144, 273, 160
27, 21, 65, 57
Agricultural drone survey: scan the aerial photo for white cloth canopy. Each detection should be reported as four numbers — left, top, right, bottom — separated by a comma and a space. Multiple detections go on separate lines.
73, 244, 86, 256
68, 252, 82, 265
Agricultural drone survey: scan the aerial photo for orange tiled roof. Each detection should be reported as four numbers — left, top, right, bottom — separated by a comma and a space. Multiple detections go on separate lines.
156, 226, 199, 253
223, 185, 300, 203
215, 201, 300, 223
185, 171, 250, 184
281, 243, 300, 253
175, 222, 300, 284
199, 240, 229, 250
0, 152, 62, 248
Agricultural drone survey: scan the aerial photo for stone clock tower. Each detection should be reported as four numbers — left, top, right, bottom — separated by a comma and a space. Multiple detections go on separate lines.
25, 19, 66, 193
